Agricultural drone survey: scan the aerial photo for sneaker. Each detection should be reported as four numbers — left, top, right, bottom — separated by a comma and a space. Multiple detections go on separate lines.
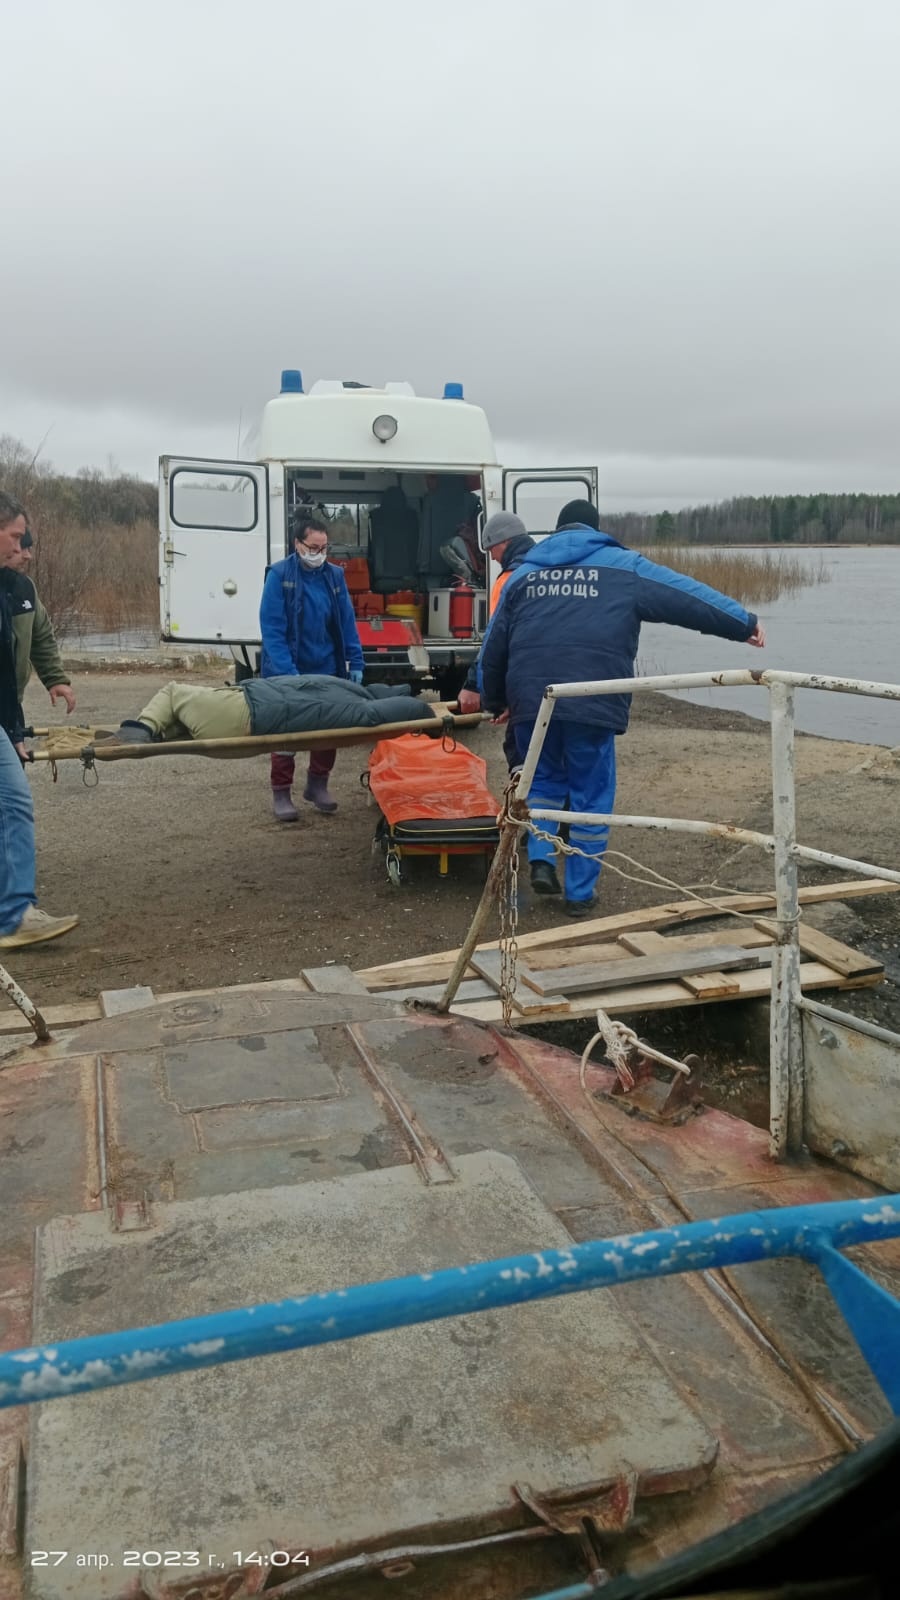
0, 906, 79, 949
562, 896, 599, 920
530, 861, 562, 896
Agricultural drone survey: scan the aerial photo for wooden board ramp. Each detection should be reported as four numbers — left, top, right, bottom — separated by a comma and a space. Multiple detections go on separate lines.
353, 879, 896, 1026
0, 881, 895, 1040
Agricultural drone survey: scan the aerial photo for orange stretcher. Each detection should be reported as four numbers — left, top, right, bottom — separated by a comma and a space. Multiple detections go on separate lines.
366, 734, 500, 884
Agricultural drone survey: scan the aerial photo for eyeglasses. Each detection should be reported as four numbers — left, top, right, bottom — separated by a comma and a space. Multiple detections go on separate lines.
298, 541, 328, 552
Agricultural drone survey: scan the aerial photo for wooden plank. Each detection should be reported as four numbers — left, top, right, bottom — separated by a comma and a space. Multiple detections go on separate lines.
618, 931, 675, 957
0, 1000, 103, 1038
618, 926, 774, 956
680, 971, 742, 999
469, 951, 570, 1015
617, 930, 747, 997
754, 919, 884, 981
301, 965, 370, 996
522, 944, 773, 998
519, 940, 644, 971
364, 979, 497, 1005
520, 926, 773, 974
355, 880, 899, 986
159, 977, 312, 1001
451, 960, 881, 1026
361, 959, 475, 991
503, 881, 900, 956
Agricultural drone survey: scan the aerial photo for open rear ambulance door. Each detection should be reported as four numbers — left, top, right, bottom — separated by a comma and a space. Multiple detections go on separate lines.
481, 468, 599, 607
159, 457, 269, 644
501, 467, 599, 535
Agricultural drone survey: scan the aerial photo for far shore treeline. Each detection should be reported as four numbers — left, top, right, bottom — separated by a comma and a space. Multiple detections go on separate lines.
1, 434, 894, 635
604, 493, 900, 546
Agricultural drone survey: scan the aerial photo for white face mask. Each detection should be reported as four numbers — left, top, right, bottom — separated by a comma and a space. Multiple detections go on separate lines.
297, 548, 327, 570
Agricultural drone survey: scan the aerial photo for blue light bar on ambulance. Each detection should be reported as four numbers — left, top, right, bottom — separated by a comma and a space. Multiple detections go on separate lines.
280, 369, 304, 393
443, 382, 464, 399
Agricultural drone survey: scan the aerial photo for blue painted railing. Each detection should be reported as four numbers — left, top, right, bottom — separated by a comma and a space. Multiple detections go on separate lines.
2, 1195, 900, 1413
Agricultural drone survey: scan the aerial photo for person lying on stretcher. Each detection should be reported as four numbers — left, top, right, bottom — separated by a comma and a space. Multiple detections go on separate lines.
98, 676, 441, 745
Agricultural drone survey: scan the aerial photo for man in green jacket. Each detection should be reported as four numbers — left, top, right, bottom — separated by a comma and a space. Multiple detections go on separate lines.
6, 529, 76, 714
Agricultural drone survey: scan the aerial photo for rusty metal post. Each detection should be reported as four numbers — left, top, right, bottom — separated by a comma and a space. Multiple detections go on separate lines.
0, 961, 51, 1044
769, 680, 803, 1158
435, 812, 525, 1014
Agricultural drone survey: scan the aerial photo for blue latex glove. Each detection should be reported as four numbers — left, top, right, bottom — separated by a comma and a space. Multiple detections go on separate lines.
350, 669, 364, 685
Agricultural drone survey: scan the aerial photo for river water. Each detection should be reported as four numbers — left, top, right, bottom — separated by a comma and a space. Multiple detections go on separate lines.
639, 546, 900, 746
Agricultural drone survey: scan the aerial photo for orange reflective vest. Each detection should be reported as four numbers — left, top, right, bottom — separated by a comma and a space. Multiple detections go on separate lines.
489, 568, 512, 615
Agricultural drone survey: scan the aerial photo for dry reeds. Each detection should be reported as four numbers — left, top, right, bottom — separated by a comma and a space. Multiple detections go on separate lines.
1, 435, 158, 636
644, 546, 830, 605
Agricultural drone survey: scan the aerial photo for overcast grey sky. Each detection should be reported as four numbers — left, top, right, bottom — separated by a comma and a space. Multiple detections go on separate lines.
3, 0, 899, 509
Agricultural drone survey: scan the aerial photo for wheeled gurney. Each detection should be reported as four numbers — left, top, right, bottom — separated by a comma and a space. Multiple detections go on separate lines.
366, 733, 500, 885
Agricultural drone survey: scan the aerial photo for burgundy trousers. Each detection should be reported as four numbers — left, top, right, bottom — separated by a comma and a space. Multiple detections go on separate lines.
270, 749, 336, 790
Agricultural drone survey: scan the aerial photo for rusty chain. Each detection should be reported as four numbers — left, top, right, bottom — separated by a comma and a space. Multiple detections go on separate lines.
497, 774, 526, 1026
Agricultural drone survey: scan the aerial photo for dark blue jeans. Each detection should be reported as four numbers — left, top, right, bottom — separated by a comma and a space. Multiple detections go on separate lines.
0, 729, 36, 934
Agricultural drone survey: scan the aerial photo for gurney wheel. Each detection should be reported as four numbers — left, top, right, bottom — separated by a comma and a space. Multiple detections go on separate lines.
386, 851, 404, 888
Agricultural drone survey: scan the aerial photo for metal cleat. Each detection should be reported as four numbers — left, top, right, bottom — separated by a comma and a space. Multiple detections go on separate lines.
605, 1046, 704, 1123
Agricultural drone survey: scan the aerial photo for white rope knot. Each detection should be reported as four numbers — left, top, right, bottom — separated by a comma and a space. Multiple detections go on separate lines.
580, 1007, 693, 1097
582, 1009, 641, 1091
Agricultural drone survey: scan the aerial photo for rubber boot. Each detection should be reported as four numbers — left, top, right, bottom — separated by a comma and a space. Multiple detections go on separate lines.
272, 787, 299, 822
303, 772, 338, 814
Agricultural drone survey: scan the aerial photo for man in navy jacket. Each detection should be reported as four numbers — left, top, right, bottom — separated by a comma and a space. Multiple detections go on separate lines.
259, 514, 364, 818
478, 501, 765, 917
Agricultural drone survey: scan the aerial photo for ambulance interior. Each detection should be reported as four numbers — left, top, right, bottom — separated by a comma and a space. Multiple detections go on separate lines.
284, 469, 487, 639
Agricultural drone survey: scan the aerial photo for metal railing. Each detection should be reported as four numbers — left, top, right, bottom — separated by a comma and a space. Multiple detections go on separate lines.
512, 668, 900, 1158
2, 1194, 899, 1413
0, 960, 50, 1042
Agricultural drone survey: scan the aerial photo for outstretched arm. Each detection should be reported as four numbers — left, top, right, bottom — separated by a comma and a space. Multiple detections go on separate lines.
634, 554, 759, 642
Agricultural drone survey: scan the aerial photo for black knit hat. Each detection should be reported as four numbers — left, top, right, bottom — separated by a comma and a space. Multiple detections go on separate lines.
20, 528, 34, 549
556, 499, 599, 531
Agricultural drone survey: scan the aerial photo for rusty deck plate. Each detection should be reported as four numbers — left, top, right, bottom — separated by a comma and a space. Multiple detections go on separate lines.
26, 1152, 716, 1600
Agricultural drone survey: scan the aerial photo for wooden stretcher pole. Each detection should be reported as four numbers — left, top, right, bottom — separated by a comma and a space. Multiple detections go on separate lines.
30, 711, 489, 763
435, 801, 528, 1015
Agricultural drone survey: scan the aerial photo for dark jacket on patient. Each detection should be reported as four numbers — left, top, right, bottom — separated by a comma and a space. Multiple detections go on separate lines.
241, 675, 433, 736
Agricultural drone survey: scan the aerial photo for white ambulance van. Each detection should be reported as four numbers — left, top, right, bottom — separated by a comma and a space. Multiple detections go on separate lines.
158, 372, 597, 697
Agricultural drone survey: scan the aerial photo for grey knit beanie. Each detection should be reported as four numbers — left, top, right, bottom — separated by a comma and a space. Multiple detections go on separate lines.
482, 511, 527, 551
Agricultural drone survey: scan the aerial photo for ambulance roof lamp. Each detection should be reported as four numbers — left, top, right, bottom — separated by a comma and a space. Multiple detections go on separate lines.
372, 414, 398, 442
443, 382, 464, 399
280, 369, 303, 393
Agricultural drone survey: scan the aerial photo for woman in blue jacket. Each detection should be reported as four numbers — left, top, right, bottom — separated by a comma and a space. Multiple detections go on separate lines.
259, 515, 364, 817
